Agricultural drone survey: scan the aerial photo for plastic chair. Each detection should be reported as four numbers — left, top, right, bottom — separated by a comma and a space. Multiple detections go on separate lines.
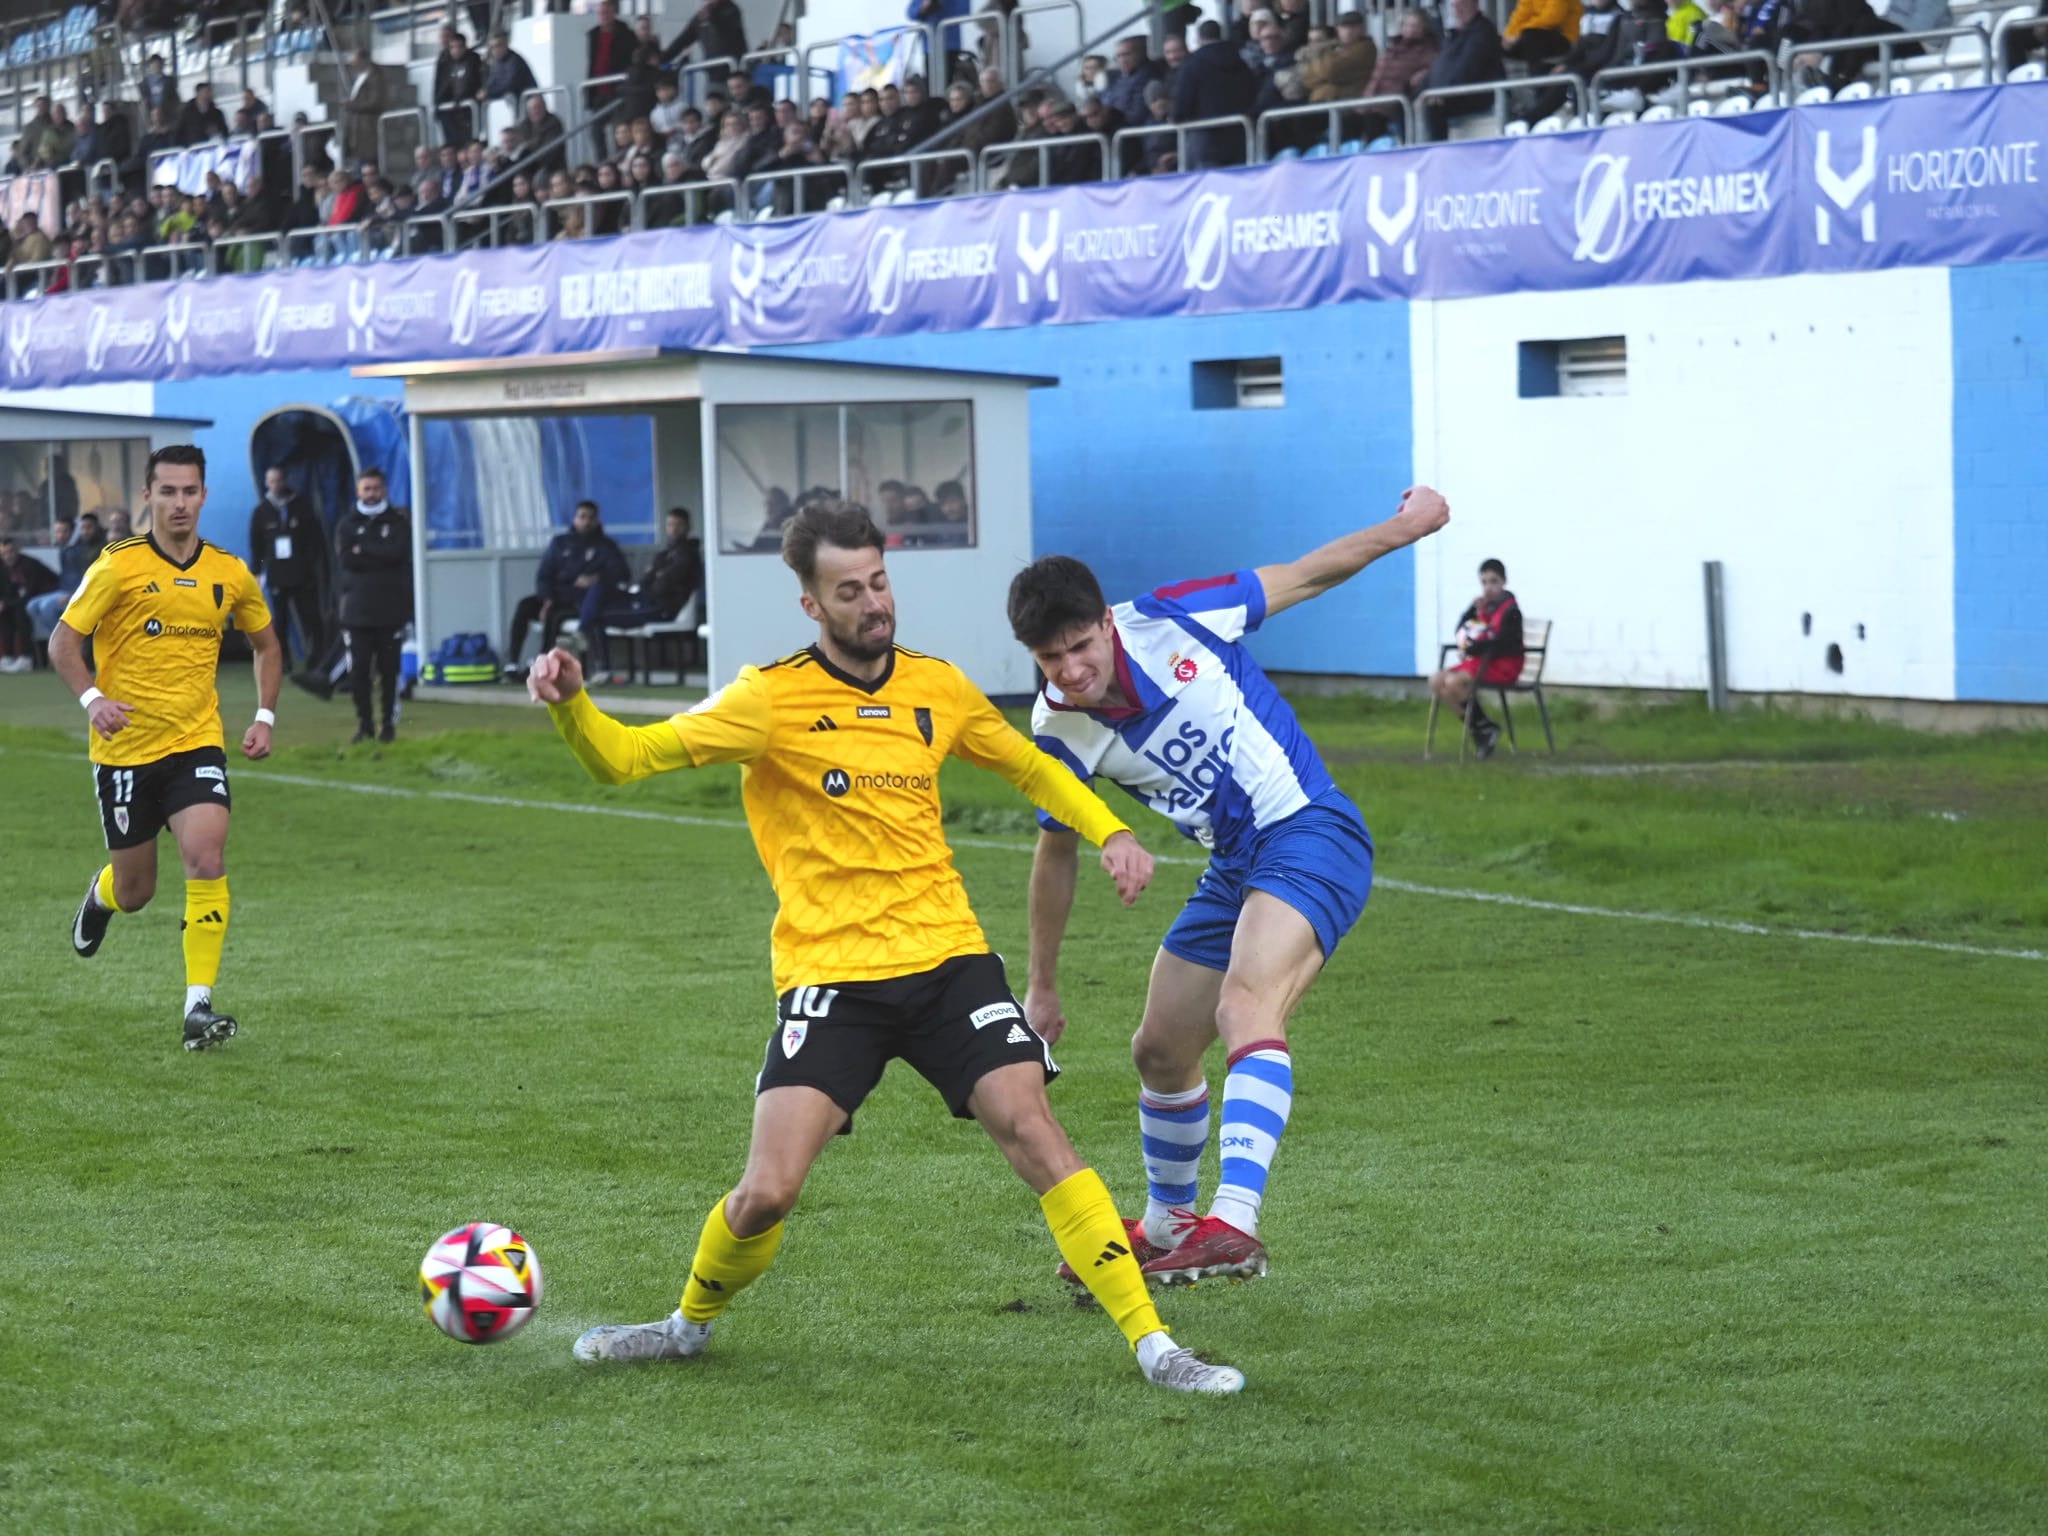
1713, 93, 1754, 113
1338, 139, 1366, 154
1835, 79, 1875, 100
1888, 72, 1917, 93
1503, 118, 1531, 136
1602, 108, 1640, 125
2011, 61, 2047, 81
1794, 84, 1833, 104
1917, 70, 1957, 90
1531, 113, 1568, 132
1640, 102, 1679, 121
1423, 621, 1558, 760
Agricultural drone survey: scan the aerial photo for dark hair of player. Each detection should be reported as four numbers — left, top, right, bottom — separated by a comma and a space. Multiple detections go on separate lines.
359, 466, 387, 483
1007, 555, 1107, 650
781, 500, 884, 586
1479, 558, 1506, 580
145, 444, 207, 488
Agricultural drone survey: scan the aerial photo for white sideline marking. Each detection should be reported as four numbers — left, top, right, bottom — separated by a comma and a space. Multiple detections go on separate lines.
7, 748, 2041, 964
239, 767, 2047, 965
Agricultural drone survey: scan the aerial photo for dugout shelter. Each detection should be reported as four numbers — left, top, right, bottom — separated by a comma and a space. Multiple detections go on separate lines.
354, 349, 1052, 696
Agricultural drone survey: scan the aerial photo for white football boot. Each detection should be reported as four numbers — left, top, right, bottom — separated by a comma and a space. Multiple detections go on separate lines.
573, 1309, 713, 1363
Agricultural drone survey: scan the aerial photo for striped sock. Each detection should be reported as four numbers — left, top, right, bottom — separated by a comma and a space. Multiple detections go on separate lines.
1210, 1040, 1293, 1239
1138, 1081, 1210, 1250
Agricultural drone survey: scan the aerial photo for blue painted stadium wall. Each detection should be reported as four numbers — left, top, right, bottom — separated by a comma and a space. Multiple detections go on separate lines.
155, 367, 405, 565
1950, 260, 2048, 705
777, 300, 1417, 678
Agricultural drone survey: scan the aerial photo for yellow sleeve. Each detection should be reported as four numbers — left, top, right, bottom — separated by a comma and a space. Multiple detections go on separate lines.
233, 564, 274, 634
948, 676, 1130, 849
59, 549, 120, 635
547, 668, 771, 784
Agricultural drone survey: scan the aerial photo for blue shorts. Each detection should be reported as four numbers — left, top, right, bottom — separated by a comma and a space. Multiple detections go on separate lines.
1161, 797, 1375, 973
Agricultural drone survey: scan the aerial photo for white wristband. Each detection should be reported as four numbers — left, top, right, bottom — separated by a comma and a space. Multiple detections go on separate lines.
254, 707, 276, 727
79, 687, 104, 710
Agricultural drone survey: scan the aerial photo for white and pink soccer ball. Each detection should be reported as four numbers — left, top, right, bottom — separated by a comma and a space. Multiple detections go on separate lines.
419, 1222, 543, 1344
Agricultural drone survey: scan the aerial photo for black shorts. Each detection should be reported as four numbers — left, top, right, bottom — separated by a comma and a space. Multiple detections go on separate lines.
94, 746, 232, 851
758, 953, 1056, 1129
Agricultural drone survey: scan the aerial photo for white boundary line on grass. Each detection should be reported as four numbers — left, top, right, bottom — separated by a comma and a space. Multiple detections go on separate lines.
7, 748, 2040, 964
241, 766, 2047, 966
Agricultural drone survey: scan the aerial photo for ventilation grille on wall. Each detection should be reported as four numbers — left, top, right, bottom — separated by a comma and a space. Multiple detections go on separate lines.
1192, 356, 1286, 410
1519, 336, 1629, 398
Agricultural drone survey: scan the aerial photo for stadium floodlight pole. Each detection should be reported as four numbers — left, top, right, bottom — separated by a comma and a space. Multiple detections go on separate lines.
916, 1, 1160, 160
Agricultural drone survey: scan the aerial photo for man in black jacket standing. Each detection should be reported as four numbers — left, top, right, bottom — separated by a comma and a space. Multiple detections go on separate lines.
1172, 20, 1258, 168
434, 28, 486, 148
334, 468, 412, 745
249, 466, 328, 671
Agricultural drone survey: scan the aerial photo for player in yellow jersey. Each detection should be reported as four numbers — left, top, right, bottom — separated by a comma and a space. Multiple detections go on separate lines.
534, 502, 1244, 1394
51, 445, 283, 1051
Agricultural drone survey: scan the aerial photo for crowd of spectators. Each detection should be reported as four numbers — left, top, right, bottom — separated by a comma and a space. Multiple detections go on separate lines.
2, 0, 2042, 289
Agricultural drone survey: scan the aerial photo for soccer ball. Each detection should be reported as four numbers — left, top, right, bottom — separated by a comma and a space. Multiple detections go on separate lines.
419, 1222, 543, 1344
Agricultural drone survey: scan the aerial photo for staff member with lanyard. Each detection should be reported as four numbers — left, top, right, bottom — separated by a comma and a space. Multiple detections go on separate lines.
334, 467, 412, 746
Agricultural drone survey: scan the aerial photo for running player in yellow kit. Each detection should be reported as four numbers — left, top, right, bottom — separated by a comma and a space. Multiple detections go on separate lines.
535, 501, 1243, 1393
52, 445, 283, 1050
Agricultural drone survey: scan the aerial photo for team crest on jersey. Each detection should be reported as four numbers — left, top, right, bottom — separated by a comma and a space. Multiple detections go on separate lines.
915, 707, 933, 746
781, 1020, 808, 1057
1172, 654, 1199, 683
113, 806, 129, 835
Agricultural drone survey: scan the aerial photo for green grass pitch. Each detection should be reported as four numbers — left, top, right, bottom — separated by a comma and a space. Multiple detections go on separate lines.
2, 672, 2043, 1534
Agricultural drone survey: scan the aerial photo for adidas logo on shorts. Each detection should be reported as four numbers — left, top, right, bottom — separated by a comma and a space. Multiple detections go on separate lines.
1005, 1023, 1031, 1045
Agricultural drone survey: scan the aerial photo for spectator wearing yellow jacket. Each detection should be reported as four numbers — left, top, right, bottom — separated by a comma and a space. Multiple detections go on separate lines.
1503, 0, 1580, 65
1665, 0, 1708, 40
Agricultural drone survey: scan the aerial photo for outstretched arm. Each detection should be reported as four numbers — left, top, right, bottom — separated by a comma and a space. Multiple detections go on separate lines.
1025, 828, 1080, 1045
1256, 484, 1450, 621
529, 647, 696, 784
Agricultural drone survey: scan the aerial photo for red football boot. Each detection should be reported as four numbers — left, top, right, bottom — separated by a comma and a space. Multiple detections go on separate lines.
1056, 1217, 1166, 1285
1140, 1214, 1268, 1285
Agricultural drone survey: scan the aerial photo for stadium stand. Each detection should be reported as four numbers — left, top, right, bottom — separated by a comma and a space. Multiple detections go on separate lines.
0, 0, 2042, 297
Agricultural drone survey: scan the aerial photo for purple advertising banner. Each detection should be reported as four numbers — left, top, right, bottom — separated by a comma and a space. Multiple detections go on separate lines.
4, 84, 2045, 392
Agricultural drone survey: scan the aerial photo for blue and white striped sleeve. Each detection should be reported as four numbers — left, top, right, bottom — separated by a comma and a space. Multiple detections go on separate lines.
1130, 570, 1269, 642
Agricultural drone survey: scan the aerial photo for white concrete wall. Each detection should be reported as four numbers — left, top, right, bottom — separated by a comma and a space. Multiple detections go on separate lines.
1409, 266, 1957, 701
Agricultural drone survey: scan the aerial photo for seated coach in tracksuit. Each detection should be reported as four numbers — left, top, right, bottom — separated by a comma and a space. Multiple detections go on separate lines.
503, 500, 631, 678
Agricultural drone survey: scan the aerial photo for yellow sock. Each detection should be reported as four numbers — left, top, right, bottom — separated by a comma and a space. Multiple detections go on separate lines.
95, 864, 122, 913
1041, 1168, 1165, 1349
181, 876, 230, 991
679, 1196, 784, 1323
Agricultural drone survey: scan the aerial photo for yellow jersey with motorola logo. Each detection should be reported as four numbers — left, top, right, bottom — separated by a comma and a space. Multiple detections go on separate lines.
550, 643, 1130, 993
60, 535, 272, 767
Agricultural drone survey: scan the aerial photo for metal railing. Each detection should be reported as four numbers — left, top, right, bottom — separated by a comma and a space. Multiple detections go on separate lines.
1000, 0, 1087, 86
540, 187, 636, 240
677, 55, 742, 110
979, 130, 1110, 188
639, 178, 739, 228
377, 105, 428, 178
1993, 12, 2048, 80
1591, 51, 1779, 114
1778, 23, 1987, 96
451, 202, 538, 248
284, 219, 369, 265
855, 146, 975, 203
740, 163, 851, 221
207, 229, 282, 275
397, 211, 455, 257
1113, 112, 1254, 174
802, 25, 936, 111
1255, 96, 1410, 158
1416, 77, 1586, 139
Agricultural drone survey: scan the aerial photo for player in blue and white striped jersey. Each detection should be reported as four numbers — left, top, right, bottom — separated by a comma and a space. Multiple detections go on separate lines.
1011, 485, 1450, 1285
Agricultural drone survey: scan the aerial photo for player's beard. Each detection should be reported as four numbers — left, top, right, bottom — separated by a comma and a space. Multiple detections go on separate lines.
830, 609, 895, 663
